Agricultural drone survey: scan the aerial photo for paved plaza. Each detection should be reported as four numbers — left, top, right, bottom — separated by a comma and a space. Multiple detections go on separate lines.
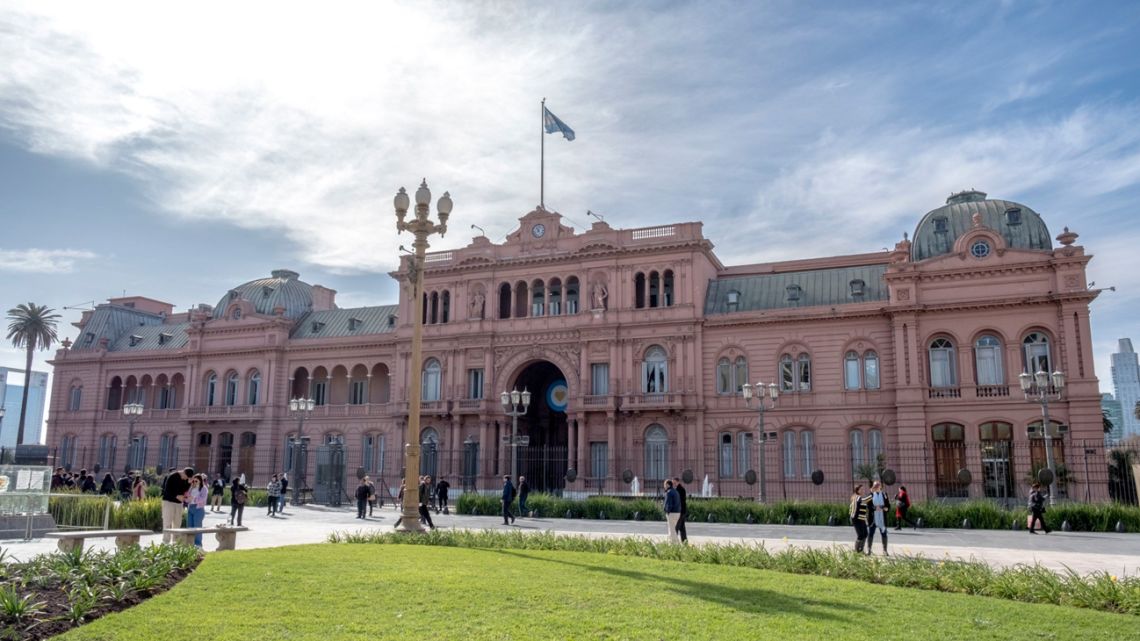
3, 503, 1137, 577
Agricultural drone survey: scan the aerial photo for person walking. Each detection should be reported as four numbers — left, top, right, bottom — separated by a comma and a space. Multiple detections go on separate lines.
355, 477, 371, 519
664, 479, 682, 544
893, 485, 916, 530
210, 474, 226, 512
501, 475, 516, 525
99, 473, 115, 496
266, 474, 282, 517
418, 476, 436, 529
850, 484, 871, 553
278, 473, 289, 514
229, 476, 247, 526
435, 477, 450, 514
517, 475, 530, 517
185, 475, 208, 547
1028, 482, 1051, 534
131, 474, 147, 501
117, 473, 132, 501
366, 477, 377, 516
672, 476, 689, 543
161, 467, 193, 544
866, 480, 891, 555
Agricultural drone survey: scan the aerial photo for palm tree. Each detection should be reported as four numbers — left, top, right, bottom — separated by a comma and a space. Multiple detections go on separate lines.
5, 303, 61, 445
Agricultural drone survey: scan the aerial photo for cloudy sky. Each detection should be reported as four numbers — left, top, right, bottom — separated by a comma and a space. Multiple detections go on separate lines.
2, 1, 1139, 431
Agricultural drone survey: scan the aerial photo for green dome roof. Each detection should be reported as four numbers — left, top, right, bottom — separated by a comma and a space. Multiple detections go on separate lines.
214, 269, 314, 319
911, 190, 1052, 261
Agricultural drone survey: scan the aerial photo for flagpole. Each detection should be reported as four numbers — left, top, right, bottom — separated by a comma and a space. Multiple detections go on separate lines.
540, 97, 545, 209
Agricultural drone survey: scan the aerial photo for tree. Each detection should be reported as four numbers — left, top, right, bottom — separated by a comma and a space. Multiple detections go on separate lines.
5, 302, 60, 445
1104, 410, 1115, 434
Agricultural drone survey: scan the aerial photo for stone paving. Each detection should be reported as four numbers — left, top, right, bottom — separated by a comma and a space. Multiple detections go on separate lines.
3, 503, 1137, 577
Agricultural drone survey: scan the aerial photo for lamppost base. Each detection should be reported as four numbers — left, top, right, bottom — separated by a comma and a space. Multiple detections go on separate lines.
394, 507, 427, 533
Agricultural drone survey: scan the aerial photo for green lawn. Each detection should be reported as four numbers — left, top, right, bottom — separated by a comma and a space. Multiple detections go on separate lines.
58, 544, 1139, 641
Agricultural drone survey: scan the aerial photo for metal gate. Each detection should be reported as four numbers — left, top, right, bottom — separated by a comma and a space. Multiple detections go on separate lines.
314, 443, 346, 506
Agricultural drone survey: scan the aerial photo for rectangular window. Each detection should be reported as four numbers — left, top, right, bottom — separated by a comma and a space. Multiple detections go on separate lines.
69, 387, 82, 411
350, 380, 367, 405
864, 356, 880, 389
249, 379, 260, 406
844, 356, 861, 391
313, 381, 328, 405
99, 435, 117, 470
719, 435, 733, 477
532, 302, 544, 317
158, 387, 170, 409
467, 368, 484, 399
590, 364, 609, 396
780, 359, 794, 392
590, 442, 608, 478
976, 346, 1003, 386
159, 434, 177, 470
567, 299, 578, 314
739, 432, 754, 478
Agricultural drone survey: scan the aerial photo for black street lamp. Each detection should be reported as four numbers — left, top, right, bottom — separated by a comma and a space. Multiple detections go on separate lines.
741, 381, 779, 504
289, 397, 315, 506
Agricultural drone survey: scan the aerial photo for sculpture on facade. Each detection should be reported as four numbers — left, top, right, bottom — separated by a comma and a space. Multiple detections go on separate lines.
591, 281, 608, 310
469, 290, 486, 319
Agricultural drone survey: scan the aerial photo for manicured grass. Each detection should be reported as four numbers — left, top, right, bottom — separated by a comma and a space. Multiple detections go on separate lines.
57, 544, 1138, 641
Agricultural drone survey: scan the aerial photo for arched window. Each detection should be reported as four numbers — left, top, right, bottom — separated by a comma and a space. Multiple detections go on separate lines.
634, 272, 646, 309
663, 270, 674, 307
566, 277, 580, 314
642, 346, 668, 394
779, 354, 794, 392
531, 279, 545, 317
422, 358, 442, 401
644, 425, 669, 481
980, 421, 1014, 499
1022, 332, 1051, 375
430, 291, 440, 324
797, 354, 811, 391
974, 335, 1004, 386
738, 432, 754, 479
362, 434, 386, 474
441, 290, 450, 323
716, 358, 732, 395
205, 372, 217, 406
549, 278, 562, 316
734, 356, 747, 394
159, 434, 178, 471
718, 433, 733, 477
800, 431, 815, 477
864, 351, 880, 389
60, 434, 77, 470
844, 351, 861, 390
68, 386, 83, 411
868, 429, 884, 468
850, 430, 865, 478
248, 371, 261, 406
420, 428, 439, 477
225, 372, 239, 406
514, 281, 529, 318
782, 431, 797, 478
98, 433, 117, 470
106, 376, 123, 411
498, 282, 512, 319
649, 271, 660, 308
929, 338, 957, 387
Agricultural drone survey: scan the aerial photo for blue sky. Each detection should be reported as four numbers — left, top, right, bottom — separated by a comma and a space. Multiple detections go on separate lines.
2, 1, 1140, 424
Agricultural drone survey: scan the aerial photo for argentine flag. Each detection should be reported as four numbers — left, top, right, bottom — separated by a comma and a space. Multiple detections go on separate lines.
543, 107, 575, 141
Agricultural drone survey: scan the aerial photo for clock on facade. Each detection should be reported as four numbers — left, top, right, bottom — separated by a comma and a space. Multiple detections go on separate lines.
532, 223, 546, 238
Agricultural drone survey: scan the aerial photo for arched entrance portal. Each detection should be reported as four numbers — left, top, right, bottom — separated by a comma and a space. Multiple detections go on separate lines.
510, 361, 569, 493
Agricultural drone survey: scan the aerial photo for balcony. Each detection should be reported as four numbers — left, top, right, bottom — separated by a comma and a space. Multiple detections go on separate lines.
186, 405, 266, 420
621, 393, 683, 413
927, 387, 961, 400
582, 395, 617, 411
975, 385, 1010, 398
454, 399, 485, 414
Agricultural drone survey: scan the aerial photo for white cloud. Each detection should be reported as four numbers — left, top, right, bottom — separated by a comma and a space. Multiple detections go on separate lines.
0, 249, 98, 273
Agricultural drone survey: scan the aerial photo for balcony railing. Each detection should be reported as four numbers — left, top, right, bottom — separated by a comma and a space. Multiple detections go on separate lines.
186, 405, 266, 418
927, 387, 961, 399
975, 385, 1010, 398
622, 393, 683, 411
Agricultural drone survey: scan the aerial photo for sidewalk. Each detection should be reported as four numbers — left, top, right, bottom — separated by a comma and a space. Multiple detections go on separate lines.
3, 504, 1137, 577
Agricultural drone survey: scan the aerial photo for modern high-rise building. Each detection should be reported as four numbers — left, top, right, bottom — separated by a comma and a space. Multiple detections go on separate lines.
1102, 393, 1123, 442
1110, 338, 1140, 439
0, 366, 50, 447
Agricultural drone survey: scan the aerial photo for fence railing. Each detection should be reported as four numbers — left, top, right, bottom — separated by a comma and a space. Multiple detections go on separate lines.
16, 438, 1138, 508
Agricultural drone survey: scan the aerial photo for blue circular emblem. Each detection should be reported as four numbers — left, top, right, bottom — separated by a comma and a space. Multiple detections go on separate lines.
547, 380, 568, 412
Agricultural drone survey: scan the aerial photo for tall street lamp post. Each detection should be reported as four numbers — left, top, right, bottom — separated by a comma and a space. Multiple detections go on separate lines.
741, 381, 779, 504
500, 388, 532, 481
394, 179, 452, 533
289, 397, 315, 506
122, 402, 144, 473
1019, 369, 1066, 506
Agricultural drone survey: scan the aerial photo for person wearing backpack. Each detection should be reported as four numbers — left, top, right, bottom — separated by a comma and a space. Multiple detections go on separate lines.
1028, 482, 1051, 534
229, 476, 248, 526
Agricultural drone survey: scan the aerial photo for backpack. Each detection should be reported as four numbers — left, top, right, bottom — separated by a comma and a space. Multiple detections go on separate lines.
234, 489, 248, 505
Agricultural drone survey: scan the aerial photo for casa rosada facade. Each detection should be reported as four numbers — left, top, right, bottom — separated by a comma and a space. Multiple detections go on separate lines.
46, 189, 1106, 502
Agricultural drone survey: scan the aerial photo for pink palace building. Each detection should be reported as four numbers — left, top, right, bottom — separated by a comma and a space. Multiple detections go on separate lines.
46, 189, 1109, 503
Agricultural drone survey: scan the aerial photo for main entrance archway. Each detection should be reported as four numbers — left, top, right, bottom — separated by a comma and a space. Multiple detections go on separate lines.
508, 360, 569, 493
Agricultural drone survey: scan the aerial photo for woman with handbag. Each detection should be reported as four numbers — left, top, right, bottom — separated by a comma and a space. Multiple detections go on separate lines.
893, 485, 916, 530
229, 475, 248, 526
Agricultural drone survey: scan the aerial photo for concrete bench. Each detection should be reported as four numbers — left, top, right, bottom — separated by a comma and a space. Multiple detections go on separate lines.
165, 525, 250, 550
43, 529, 156, 553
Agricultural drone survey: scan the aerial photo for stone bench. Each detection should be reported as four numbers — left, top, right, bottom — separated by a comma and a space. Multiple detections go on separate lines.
43, 529, 156, 553
165, 525, 250, 550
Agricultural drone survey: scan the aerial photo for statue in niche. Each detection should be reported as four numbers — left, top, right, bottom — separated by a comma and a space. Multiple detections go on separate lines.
469, 290, 485, 319
591, 281, 608, 310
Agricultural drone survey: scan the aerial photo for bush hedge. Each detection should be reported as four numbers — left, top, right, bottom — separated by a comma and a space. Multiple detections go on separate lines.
455, 493, 1140, 532
48, 489, 271, 532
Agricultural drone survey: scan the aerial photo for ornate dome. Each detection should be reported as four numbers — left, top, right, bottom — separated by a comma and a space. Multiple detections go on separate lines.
911, 190, 1052, 261
213, 269, 314, 319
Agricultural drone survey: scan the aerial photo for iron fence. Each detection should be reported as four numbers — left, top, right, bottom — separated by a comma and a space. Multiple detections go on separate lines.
14, 437, 1138, 508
